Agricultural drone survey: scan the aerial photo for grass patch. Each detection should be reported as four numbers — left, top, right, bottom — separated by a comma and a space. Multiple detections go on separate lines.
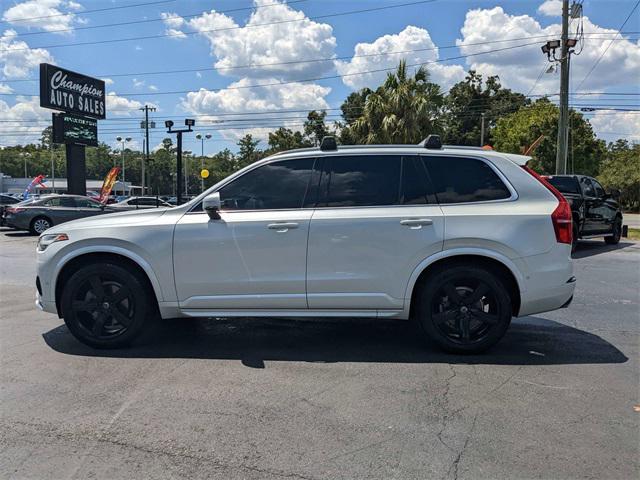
626, 228, 640, 240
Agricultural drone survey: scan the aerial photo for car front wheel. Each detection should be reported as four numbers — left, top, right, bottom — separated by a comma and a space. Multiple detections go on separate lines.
61, 262, 149, 348
416, 264, 512, 354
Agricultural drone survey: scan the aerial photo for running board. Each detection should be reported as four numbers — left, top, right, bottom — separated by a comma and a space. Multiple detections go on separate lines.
180, 309, 405, 319
579, 233, 613, 239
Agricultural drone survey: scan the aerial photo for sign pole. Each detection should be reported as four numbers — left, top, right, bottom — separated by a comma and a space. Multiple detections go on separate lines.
65, 144, 86, 195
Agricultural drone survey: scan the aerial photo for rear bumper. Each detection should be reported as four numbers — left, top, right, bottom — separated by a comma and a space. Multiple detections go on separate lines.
516, 244, 576, 317
518, 278, 576, 316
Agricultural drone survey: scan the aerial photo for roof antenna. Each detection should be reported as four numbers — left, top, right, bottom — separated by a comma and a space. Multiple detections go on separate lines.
320, 136, 338, 151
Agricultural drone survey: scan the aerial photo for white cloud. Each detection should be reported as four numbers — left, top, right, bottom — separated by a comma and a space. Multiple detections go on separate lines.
2, 0, 83, 35
538, 0, 562, 17
106, 92, 148, 116
132, 78, 145, 88
149, 85, 158, 91
0, 96, 51, 146
161, 0, 336, 80
135, 45, 143, 51
456, 6, 640, 94
335, 26, 465, 92
0, 29, 54, 79
102, 78, 114, 85
588, 110, 640, 141
182, 79, 331, 140
166, 28, 187, 40
0, 83, 14, 94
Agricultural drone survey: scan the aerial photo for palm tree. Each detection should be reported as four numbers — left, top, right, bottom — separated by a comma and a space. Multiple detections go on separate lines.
350, 60, 444, 144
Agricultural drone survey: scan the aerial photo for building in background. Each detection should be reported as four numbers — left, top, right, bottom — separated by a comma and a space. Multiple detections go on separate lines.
0, 173, 138, 196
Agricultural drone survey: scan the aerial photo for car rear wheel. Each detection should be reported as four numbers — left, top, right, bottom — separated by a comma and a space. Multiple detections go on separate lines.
61, 263, 148, 349
604, 217, 622, 245
30, 216, 52, 235
416, 265, 512, 354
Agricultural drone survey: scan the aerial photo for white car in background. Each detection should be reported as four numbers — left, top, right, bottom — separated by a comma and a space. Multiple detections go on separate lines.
110, 196, 173, 210
35, 136, 575, 353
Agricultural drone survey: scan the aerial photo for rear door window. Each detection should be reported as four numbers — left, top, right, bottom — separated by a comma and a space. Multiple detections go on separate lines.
422, 156, 511, 204
318, 155, 401, 207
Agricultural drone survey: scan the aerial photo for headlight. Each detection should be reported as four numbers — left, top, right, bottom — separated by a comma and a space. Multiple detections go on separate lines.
37, 233, 69, 252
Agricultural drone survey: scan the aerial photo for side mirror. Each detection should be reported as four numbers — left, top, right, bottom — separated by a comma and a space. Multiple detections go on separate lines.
203, 192, 221, 220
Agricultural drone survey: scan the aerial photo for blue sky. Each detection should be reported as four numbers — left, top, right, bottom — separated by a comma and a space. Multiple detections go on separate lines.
1, 0, 639, 154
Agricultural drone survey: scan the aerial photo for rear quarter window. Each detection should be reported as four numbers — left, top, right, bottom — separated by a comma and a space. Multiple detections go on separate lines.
422, 156, 511, 204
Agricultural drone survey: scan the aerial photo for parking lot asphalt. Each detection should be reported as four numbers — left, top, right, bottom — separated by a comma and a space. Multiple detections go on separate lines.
0, 227, 638, 480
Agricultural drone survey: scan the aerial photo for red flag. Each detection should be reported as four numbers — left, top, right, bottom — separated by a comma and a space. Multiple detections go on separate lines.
98, 167, 121, 204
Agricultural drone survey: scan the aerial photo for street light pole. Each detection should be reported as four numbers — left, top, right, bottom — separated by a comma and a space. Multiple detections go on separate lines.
165, 119, 195, 205
116, 136, 131, 196
480, 112, 486, 146
196, 133, 212, 193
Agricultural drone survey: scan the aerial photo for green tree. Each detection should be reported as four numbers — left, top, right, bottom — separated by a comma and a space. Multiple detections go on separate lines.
304, 110, 331, 145
266, 127, 311, 153
598, 139, 640, 211
443, 70, 529, 146
345, 60, 444, 144
236, 134, 262, 169
492, 98, 605, 176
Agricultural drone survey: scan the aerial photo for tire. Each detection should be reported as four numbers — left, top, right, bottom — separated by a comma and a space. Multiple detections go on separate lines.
415, 264, 512, 354
60, 262, 149, 349
604, 217, 622, 245
30, 216, 52, 235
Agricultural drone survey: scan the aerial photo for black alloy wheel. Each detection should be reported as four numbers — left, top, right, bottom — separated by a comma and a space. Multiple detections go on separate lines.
417, 265, 512, 354
61, 263, 148, 348
605, 218, 622, 245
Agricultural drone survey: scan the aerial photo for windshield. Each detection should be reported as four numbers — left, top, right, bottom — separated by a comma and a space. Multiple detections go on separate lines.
546, 176, 580, 194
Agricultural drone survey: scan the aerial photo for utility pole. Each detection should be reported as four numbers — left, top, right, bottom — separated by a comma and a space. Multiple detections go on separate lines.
140, 105, 156, 195
556, 0, 570, 174
480, 112, 486, 146
540, 0, 580, 175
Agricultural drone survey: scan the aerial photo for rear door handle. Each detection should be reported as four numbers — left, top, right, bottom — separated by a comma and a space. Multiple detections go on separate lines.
267, 222, 299, 232
400, 218, 433, 229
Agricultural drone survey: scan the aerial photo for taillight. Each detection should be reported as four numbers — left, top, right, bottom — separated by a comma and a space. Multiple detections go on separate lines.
6, 207, 25, 214
522, 165, 573, 245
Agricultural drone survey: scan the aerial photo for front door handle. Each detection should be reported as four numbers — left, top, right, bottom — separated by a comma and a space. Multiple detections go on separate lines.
267, 222, 299, 232
400, 218, 433, 229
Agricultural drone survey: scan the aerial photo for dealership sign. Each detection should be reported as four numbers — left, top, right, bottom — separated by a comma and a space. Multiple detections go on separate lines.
40, 63, 106, 120
52, 113, 98, 147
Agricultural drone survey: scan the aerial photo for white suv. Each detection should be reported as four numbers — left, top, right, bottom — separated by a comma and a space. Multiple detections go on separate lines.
35, 136, 575, 353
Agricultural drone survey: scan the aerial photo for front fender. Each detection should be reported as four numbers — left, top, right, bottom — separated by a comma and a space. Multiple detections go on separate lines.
50, 242, 166, 303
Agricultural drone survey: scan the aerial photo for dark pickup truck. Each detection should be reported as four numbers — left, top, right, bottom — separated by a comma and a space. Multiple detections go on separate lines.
545, 175, 623, 252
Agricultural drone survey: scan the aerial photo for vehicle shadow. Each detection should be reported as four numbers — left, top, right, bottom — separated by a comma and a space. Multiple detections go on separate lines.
572, 240, 637, 259
42, 316, 628, 367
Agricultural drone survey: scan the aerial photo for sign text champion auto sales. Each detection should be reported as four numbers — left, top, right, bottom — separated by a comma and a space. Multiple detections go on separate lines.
39, 64, 106, 120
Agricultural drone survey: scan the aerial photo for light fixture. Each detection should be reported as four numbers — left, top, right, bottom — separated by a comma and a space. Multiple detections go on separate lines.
566, 38, 577, 48
185, 118, 195, 127
165, 120, 174, 129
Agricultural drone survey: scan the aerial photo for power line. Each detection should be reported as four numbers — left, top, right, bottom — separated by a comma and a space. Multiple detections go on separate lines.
0, 40, 550, 97
0, 0, 440, 53
574, 0, 640, 91
3, 32, 635, 84
7, 0, 307, 38
0, 0, 176, 24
